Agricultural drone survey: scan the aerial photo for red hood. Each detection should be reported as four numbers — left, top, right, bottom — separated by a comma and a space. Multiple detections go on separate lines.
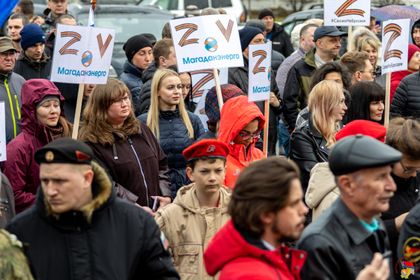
20, 79, 65, 135
204, 220, 306, 278
217, 96, 265, 153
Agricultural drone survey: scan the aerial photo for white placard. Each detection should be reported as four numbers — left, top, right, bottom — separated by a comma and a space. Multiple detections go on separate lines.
248, 43, 272, 102
381, 19, 410, 75
51, 24, 115, 84
170, 15, 244, 72
324, 0, 371, 26
190, 68, 228, 102
0, 102, 6, 162
193, 90, 209, 130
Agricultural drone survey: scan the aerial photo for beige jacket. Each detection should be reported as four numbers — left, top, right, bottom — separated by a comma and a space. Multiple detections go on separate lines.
305, 162, 340, 221
155, 183, 231, 280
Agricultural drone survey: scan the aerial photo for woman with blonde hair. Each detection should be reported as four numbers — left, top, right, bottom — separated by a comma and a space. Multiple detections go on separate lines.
290, 80, 347, 191
79, 78, 171, 211
357, 36, 386, 87
139, 69, 205, 197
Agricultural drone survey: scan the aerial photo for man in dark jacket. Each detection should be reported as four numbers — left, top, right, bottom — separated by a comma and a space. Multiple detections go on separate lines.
412, 19, 420, 49
6, 138, 179, 280
258, 9, 293, 57
283, 26, 345, 131
390, 72, 420, 118
14, 23, 52, 80
0, 37, 24, 144
297, 135, 401, 280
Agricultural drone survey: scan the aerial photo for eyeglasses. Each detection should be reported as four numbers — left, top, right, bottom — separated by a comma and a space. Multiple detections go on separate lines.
238, 131, 261, 141
112, 96, 130, 105
400, 161, 420, 174
0, 51, 16, 58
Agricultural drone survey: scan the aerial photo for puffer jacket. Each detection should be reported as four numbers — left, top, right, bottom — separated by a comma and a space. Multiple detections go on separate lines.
155, 183, 231, 280
3, 79, 71, 213
120, 60, 144, 115
390, 72, 420, 118
305, 162, 339, 221
84, 121, 171, 207
6, 162, 179, 280
0, 72, 24, 143
267, 23, 294, 57
283, 48, 317, 130
204, 220, 306, 280
289, 117, 330, 192
137, 63, 157, 115
218, 96, 266, 188
139, 109, 205, 197
14, 53, 52, 80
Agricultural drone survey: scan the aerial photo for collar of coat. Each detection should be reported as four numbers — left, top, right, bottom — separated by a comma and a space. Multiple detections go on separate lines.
39, 161, 113, 224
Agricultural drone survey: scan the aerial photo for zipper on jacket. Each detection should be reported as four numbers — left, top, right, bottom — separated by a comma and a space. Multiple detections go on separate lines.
128, 137, 150, 207
4, 79, 18, 138
13, 94, 21, 119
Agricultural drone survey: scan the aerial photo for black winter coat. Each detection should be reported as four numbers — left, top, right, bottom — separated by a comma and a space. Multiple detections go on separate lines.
6, 164, 179, 280
14, 53, 52, 80
137, 63, 157, 116
139, 109, 205, 197
120, 61, 144, 116
390, 72, 420, 118
290, 117, 329, 192
267, 23, 294, 57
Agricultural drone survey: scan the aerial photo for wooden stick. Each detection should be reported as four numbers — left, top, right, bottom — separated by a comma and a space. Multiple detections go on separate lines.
347, 25, 353, 52
213, 68, 223, 110
262, 100, 269, 157
384, 73, 391, 128
72, 83, 85, 139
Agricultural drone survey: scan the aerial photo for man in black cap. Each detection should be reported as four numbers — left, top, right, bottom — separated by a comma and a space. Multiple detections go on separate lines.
297, 135, 401, 280
6, 138, 179, 280
258, 8, 293, 57
283, 25, 346, 131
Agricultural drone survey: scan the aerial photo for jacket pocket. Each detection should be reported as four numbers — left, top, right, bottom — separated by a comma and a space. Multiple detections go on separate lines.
173, 244, 200, 275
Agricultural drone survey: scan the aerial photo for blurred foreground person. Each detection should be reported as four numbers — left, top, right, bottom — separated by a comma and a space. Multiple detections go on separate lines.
156, 139, 231, 279
204, 157, 308, 279
7, 138, 179, 280
298, 135, 401, 280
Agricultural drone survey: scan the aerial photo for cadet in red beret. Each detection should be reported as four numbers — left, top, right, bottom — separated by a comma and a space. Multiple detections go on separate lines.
155, 139, 231, 279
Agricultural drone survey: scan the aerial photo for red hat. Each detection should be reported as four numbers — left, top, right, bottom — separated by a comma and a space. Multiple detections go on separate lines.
183, 139, 229, 161
336, 120, 386, 143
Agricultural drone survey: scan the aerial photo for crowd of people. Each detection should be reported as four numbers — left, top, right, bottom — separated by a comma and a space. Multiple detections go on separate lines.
1, 0, 420, 279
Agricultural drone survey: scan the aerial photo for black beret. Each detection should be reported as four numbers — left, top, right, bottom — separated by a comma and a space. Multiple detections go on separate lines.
329, 135, 402, 176
35, 138, 94, 165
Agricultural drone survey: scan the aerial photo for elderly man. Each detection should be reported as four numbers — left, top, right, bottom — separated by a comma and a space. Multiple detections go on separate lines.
6, 138, 179, 280
0, 37, 24, 144
298, 135, 402, 279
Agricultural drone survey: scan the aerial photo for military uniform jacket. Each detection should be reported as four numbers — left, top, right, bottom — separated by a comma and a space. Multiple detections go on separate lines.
155, 184, 231, 280
297, 199, 392, 280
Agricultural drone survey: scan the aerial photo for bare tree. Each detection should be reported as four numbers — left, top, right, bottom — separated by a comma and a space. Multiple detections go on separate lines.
289, 0, 313, 12
377, 0, 403, 5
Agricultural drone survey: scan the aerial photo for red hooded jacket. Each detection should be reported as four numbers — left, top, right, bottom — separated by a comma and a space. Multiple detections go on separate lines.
204, 220, 306, 280
3, 79, 67, 213
217, 96, 266, 188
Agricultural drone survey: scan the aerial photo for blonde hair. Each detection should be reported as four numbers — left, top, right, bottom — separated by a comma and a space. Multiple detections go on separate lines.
147, 69, 194, 139
79, 78, 140, 145
308, 80, 344, 147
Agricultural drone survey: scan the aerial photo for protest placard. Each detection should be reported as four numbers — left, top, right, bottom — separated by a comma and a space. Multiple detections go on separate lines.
50, 24, 115, 84
381, 19, 410, 75
324, 0, 371, 26
191, 68, 228, 102
248, 42, 272, 102
170, 15, 243, 73
0, 102, 6, 162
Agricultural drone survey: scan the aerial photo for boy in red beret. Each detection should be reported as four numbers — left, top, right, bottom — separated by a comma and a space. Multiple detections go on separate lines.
155, 139, 231, 280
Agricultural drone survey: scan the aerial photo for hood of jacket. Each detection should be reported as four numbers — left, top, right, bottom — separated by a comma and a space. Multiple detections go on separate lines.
20, 79, 65, 136
412, 19, 420, 46
305, 162, 338, 209
218, 96, 265, 156
141, 62, 157, 83
37, 161, 113, 224
123, 60, 143, 77
173, 183, 231, 214
204, 220, 306, 277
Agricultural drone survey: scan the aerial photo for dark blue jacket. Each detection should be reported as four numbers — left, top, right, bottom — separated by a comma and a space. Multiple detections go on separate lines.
139, 109, 205, 197
120, 61, 144, 115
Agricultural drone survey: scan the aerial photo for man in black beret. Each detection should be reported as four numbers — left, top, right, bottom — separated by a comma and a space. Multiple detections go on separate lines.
297, 135, 401, 280
6, 138, 179, 280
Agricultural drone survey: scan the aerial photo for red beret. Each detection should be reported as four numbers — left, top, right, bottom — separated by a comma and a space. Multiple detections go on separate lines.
183, 139, 229, 161
336, 120, 386, 143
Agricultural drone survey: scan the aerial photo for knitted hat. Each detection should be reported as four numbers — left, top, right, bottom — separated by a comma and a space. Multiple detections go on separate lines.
239, 27, 263, 52
123, 35, 153, 62
205, 84, 245, 123
336, 120, 386, 143
408, 43, 420, 62
258, 8, 274, 20
20, 23, 46, 50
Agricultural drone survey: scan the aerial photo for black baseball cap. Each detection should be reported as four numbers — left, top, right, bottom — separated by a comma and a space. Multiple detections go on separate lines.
314, 26, 347, 41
